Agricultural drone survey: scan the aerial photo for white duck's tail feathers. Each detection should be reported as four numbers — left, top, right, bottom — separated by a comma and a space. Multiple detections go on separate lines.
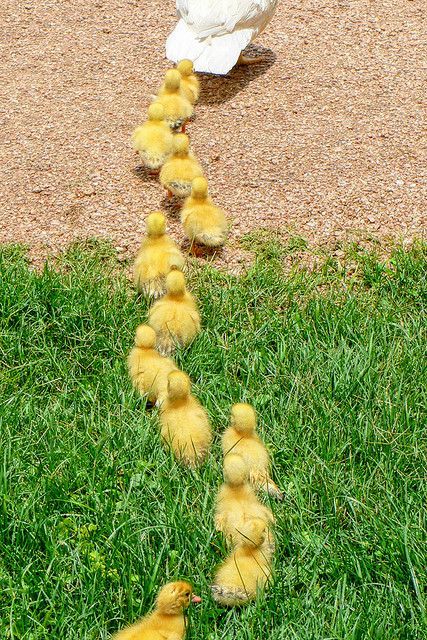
166, 20, 253, 75
166, 20, 205, 64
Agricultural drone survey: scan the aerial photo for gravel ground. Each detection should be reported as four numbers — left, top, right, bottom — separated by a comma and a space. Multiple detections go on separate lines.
1, 0, 426, 269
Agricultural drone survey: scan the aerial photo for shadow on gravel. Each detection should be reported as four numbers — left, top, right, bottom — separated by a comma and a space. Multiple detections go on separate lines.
199, 45, 276, 105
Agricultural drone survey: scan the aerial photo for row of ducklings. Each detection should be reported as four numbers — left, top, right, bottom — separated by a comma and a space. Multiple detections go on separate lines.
128, 326, 283, 492
116, 62, 275, 638
113, 63, 205, 640
132, 60, 198, 165
132, 61, 229, 248
127, 321, 282, 597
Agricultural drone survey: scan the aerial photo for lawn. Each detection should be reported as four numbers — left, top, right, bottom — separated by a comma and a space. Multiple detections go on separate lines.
0, 239, 426, 639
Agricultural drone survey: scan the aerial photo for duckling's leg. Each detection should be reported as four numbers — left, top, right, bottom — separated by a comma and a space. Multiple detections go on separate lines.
237, 53, 265, 66
189, 243, 205, 258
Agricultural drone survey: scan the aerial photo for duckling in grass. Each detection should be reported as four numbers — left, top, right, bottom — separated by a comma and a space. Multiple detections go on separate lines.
113, 580, 201, 640
156, 69, 193, 131
160, 371, 212, 467
176, 59, 200, 105
211, 518, 272, 607
160, 133, 204, 199
148, 269, 201, 356
181, 176, 228, 248
133, 211, 185, 298
222, 403, 284, 500
132, 103, 174, 173
127, 325, 178, 406
214, 454, 274, 547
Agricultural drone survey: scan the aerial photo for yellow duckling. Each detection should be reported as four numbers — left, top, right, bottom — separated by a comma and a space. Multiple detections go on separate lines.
148, 269, 201, 356
132, 103, 174, 172
211, 518, 272, 607
160, 371, 212, 467
181, 176, 228, 247
127, 325, 178, 406
156, 69, 193, 131
176, 59, 200, 105
222, 403, 283, 500
113, 580, 201, 640
214, 454, 274, 547
160, 133, 204, 199
133, 211, 185, 298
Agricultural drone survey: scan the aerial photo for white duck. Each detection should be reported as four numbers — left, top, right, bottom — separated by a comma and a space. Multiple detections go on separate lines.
166, 0, 279, 75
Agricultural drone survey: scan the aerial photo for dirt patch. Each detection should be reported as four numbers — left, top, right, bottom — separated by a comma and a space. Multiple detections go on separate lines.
1, 0, 426, 271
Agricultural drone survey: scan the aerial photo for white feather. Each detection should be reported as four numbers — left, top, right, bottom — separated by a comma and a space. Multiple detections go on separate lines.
167, 0, 279, 75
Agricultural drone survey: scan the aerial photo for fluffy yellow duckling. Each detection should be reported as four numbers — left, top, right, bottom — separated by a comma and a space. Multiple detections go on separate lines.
133, 211, 185, 298
148, 270, 201, 356
156, 69, 193, 131
127, 325, 178, 406
132, 103, 174, 172
214, 454, 274, 546
160, 133, 204, 199
159, 371, 212, 467
113, 580, 201, 640
176, 59, 200, 105
211, 518, 272, 607
181, 176, 228, 247
222, 403, 284, 500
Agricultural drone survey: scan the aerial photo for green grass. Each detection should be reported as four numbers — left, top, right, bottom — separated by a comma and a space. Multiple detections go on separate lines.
0, 239, 426, 639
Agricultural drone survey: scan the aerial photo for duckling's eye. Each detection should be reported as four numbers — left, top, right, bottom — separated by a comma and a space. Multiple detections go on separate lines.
184, 591, 190, 597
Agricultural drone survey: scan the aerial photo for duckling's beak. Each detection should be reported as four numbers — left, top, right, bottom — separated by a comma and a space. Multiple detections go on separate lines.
191, 594, 202, 604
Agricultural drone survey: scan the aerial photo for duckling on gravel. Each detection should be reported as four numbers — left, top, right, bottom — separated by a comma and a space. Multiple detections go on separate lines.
156, 69, 193, 131
160, 133, 204, 200
181, 176, 228, 247
132, 103, 174, 173
176, 59, 200, 105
